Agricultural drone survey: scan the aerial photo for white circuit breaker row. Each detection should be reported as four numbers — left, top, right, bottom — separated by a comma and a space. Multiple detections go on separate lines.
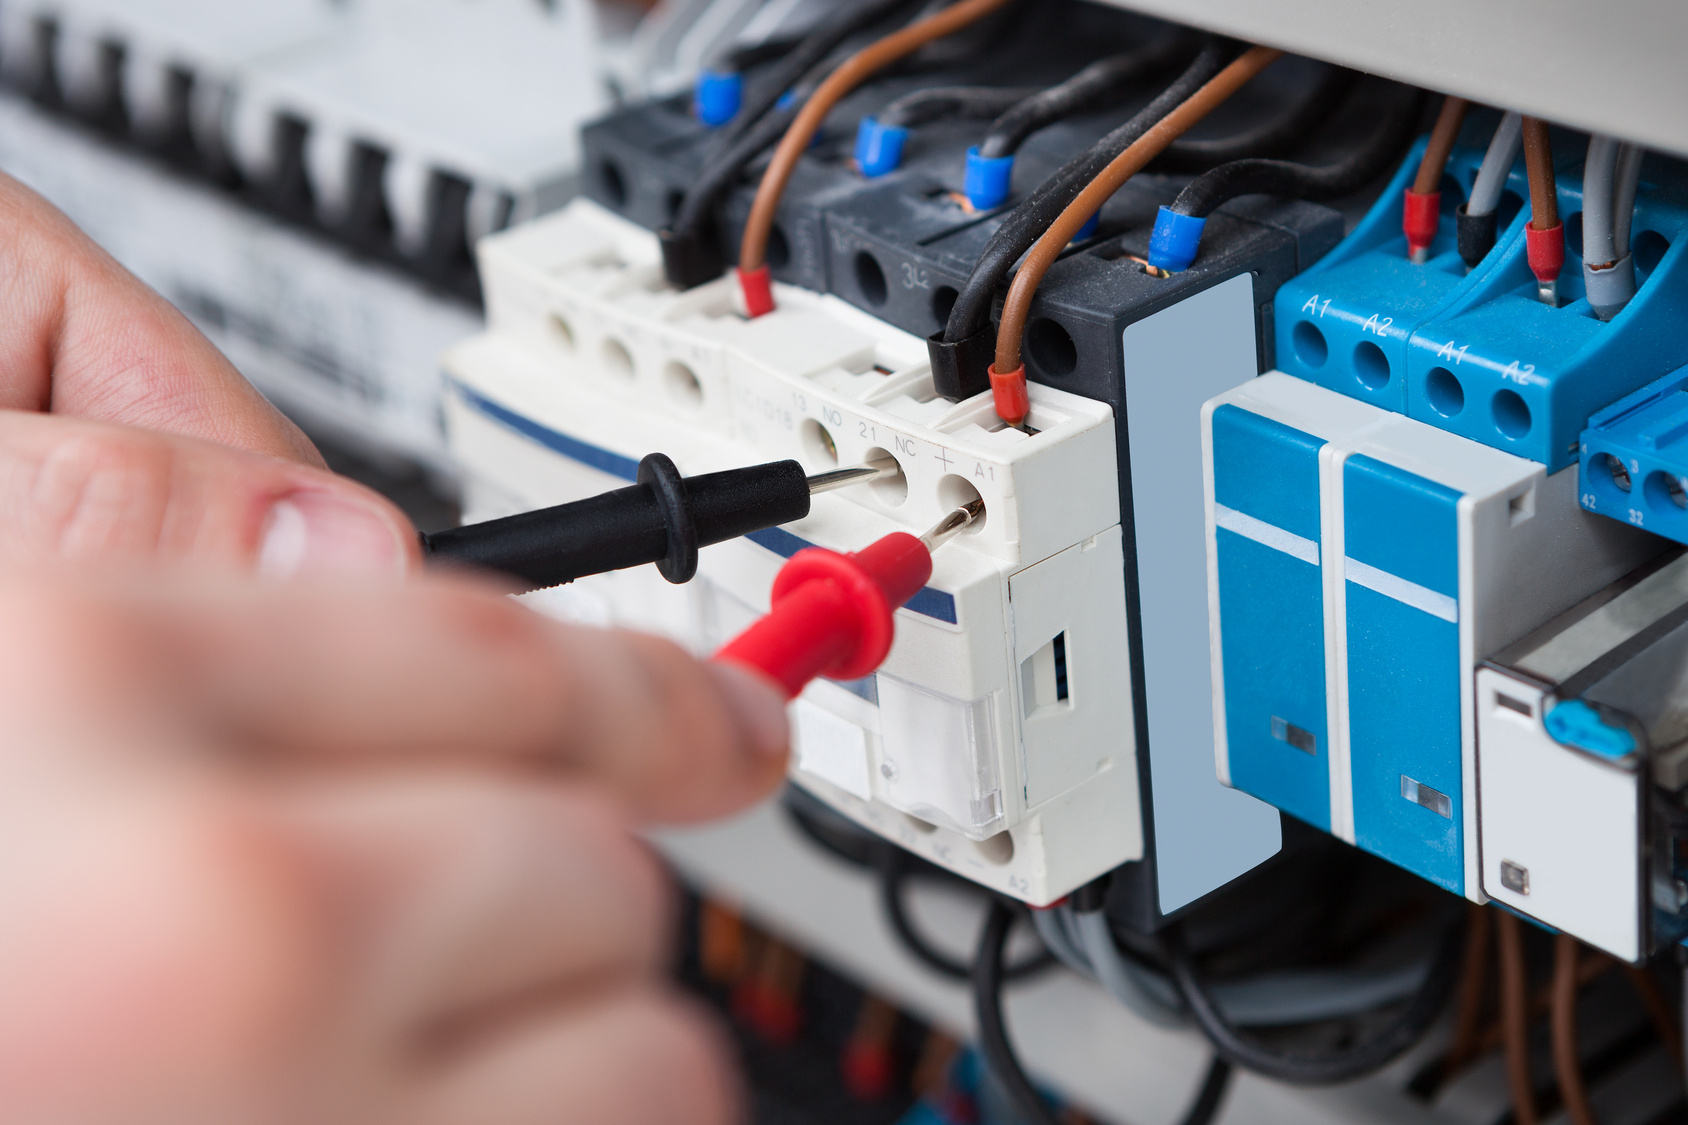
446, 198, 1142, 905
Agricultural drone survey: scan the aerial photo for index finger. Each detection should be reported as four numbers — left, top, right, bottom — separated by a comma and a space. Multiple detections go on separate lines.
0, 572, 790, 825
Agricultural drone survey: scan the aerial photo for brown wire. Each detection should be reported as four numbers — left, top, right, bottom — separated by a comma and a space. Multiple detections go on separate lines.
1439, 902, 1495, 1081
992, 45, 1283, 377
1498, 910, 1539, 1125
1522, 117, 1559, 231
1624, 963, 1684, 1070
1411, 95, 1470, 195
1552, 934, 1599, 1125
738, 0, 1018, 273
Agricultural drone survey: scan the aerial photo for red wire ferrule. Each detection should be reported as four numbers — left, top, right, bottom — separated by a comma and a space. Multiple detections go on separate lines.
1402, 189, 1440, 260
714, 532, 932, 699
841, 1042, 895, 1100
1526, 221, 1566, 284
737, 265, 775, 318
988, 362, 1029, 427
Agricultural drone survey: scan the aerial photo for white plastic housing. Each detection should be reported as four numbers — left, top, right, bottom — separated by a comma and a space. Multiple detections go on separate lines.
445, 201, 1141, 904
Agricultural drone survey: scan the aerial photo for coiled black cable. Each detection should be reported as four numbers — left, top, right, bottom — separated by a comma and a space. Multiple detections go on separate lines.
974, 32, 1196, 160
1151, 63, 1350, 173
877, 84, 1039, 129
975, 901, 1237, 1125
939, 38, 1231, 345
1165, 81, 1424, 220
1163, 903, 1467, 1085
879, 844, 1051, 981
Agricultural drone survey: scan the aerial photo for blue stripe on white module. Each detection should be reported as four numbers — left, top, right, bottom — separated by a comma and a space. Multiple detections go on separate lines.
1214, 505, 1320, 566
453, 381, 960, 626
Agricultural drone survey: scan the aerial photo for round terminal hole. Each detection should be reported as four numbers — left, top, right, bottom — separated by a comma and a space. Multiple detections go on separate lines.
1353, 341, 1390, 391
1426, 366, 1464, 416
1292, 320, 1328, 368
598, 160, 627, 208
1635, 229, 1671, 277
1602, 452, 1633, 492
931, 285, 959, 327
864, 446, 907, 507
973, 831, 1014, 866
767, 224, 791, 270
547, 313, 575, 351
1493, 389, 1532, 440
1027, 317, 1077, 378
854, 251, 888, 307
1645, 471, 1688, 517
800, 417, 838, 466
601, 337, 635, 381
664, 360, 702, 407
937, 474, 986, 534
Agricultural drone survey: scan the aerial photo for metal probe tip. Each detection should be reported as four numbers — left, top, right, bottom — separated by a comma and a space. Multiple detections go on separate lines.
807, 456, 901, 495
919, 499, 986, 553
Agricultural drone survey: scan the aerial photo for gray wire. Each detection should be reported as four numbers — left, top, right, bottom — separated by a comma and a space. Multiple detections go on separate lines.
1072, 908, 1188, 1027
1614, 142, 1644, 260
1051, 905, 1434, 1030
1583, 134, 1622, 267
1467, 111, 1522, 218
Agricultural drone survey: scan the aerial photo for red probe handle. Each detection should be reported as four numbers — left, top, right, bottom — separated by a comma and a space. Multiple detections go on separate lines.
714, 532, 932, 699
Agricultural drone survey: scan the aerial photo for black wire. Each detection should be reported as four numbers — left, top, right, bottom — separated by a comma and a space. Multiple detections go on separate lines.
1168, 82, 1425, 219
941, 37, 1231, 344
974, 900, 1064, 1125
1151, 64, 1350, 173
879, 844, 1053, 981
671, 100, 802, 240
781, 785, 879, 868
975, 32, 1197, 160
877, 84, 1040, 129
1164, 903, 1468, 1085
1180, 1057, 1235, 1125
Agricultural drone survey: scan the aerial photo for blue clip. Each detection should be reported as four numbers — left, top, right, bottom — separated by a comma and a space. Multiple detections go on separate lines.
854, 117, 908, 178
1544, 700, 1637, 760
964, 147, 1014, 211
693, 70, 742, 128
1148, 207, 1207, 273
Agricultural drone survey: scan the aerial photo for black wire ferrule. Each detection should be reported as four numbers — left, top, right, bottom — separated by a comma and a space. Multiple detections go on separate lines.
927, 324, 995, 402
659, 226, 726, 290
1455, 204, 1498, 270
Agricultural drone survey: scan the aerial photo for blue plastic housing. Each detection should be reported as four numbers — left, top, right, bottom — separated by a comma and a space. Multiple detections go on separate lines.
1403, 155, 1688, 471
1273, 137, 1515, 414
1579, 363, 1688, 541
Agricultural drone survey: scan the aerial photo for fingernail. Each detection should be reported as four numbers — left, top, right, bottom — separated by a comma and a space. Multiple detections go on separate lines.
708, 662, 791, 762
258, 493, 409, 579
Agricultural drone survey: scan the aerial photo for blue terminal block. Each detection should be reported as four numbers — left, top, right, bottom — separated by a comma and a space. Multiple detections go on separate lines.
1273, 137, 1515, 413
1580, 364, 1688, 541
1403, 155, 1688, 471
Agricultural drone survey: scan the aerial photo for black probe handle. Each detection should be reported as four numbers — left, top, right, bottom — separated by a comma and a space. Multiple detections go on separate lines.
420, 455, 811, 591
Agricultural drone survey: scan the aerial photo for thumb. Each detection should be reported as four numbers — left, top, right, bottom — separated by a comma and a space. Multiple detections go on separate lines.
0, 410, 420, 577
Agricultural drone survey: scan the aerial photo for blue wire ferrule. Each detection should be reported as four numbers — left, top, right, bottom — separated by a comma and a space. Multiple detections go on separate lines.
1147, 206, 1207, 273
854, 117, 908, 178
693, 70, 742, 128
964, 147, 1014, 211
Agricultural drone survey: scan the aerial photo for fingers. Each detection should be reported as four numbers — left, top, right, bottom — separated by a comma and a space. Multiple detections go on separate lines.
413, 986, 738, 1125
0, 410, 417, 576
0, 173, 322, 465
269, 779, 671, 1035
72, 576, 791, 822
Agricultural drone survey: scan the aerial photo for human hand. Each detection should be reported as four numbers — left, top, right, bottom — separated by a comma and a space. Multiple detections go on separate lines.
0, 173, 418, 576
0, 568, 791, 1124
